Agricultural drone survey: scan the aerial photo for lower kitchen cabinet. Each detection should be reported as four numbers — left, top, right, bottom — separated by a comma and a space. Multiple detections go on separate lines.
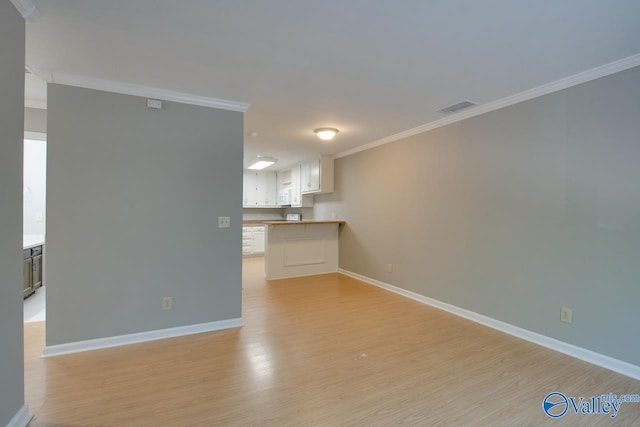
23, 250, 33, 298
23, 245, 43, 299
32, 246, 43, 289
242, 226, 265, 255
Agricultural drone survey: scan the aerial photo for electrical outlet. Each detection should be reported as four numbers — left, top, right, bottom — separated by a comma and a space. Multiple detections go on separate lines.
560, 306, 572, 323
387, 263, 393, 273
218, 216, 231, 228
162, 297, 173, 310
146, 99, 162, 109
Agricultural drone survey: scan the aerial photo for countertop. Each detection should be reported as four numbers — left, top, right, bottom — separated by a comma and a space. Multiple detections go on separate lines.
24, 234, 45, 249
243, 220, 271, 226
263, 220, 345, 226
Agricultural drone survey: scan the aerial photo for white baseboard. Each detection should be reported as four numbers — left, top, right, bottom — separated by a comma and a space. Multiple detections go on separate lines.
6, 405, 32, 427
42, 318, 244, 358
339, 269, 640, 381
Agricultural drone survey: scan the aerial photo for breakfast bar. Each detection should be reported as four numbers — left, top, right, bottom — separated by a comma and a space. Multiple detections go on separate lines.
264, 220, 345, 280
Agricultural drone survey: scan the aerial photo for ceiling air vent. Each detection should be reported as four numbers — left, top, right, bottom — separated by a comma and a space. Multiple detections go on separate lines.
438, 100, 477, 114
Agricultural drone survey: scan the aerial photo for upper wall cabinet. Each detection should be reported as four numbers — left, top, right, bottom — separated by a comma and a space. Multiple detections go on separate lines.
300, 157, 334, 194
276, 170, 292, 206
290, 164, 314, 208
243, 171, 278, 208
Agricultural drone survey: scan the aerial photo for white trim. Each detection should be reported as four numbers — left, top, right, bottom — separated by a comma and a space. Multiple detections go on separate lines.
42, 318, 244, 357
339, 269, 640, 381
36, 70, 250, 112
10, 0, 38, 22
6, 406, 32, 427
24, 131, 46, 141
24, 98, 47, 110
336, 53, 640, 159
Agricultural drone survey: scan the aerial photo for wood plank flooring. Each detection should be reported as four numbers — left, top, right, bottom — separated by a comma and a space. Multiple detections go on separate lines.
25, 257, 640, 426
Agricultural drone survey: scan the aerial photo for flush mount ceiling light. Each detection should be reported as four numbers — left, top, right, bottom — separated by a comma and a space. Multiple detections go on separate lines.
248, 156, 278, 170
314, 128, 339, 141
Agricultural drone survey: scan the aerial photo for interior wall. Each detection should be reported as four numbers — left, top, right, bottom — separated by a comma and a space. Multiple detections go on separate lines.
47, 84, 243, 345
24, 106, 47, 133
23, 139, 47, 236
314, 66, 640, 366
0, 1, 26, 424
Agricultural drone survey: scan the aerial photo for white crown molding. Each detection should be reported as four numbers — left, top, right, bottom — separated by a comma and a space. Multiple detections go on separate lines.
339, 269, 640, 381
10, 0, 39, 22
42, 318, 244, 357
6, 406, 32, 427
37, 70, 250, 112
336, 53, 640, 159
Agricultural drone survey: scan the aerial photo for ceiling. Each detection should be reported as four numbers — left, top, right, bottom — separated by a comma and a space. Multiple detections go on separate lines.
23, 0, 640, 170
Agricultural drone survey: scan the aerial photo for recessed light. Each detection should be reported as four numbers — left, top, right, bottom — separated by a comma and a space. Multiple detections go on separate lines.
314, 128, 339, 141
248, 156, 278, 170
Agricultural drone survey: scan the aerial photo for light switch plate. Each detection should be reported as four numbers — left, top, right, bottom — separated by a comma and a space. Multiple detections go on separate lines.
218, 216, 231, 228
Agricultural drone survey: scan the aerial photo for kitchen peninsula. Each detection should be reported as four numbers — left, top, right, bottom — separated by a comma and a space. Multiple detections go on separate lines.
264, 220, 345, 280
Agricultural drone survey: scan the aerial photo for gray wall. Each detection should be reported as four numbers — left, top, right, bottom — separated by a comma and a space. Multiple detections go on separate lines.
47, 84, 243, 345
0, 1, 26, 424
25, 106, 47, 133
315, 66, 640, 366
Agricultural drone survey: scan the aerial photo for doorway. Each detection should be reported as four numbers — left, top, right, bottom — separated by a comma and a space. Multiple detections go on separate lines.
23, 135, 47, 323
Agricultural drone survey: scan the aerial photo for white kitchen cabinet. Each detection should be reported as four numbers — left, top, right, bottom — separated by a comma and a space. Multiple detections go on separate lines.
252, 228, 265, 253
277, 170, 292, 206
277, 170, 291, 190
300, 157, 334, 194
243, 171, 278, 208
242, 226, 265, 255
256, 172, 277, 206
242, 228, 253, 254
300, 159, 319, 193
243, 171, 256, 206
290, 164, 314, 208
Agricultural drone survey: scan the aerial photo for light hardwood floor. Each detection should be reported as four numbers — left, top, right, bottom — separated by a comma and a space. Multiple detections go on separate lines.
25, 257, 640, 426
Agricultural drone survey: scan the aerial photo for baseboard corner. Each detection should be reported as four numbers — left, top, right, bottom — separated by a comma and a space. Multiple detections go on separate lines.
6, 405, 32, 427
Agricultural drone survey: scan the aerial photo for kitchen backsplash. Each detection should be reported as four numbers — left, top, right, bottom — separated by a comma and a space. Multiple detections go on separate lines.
283, 207, 313, 221
242, 207, 314, 221
242, 208, 285, 221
